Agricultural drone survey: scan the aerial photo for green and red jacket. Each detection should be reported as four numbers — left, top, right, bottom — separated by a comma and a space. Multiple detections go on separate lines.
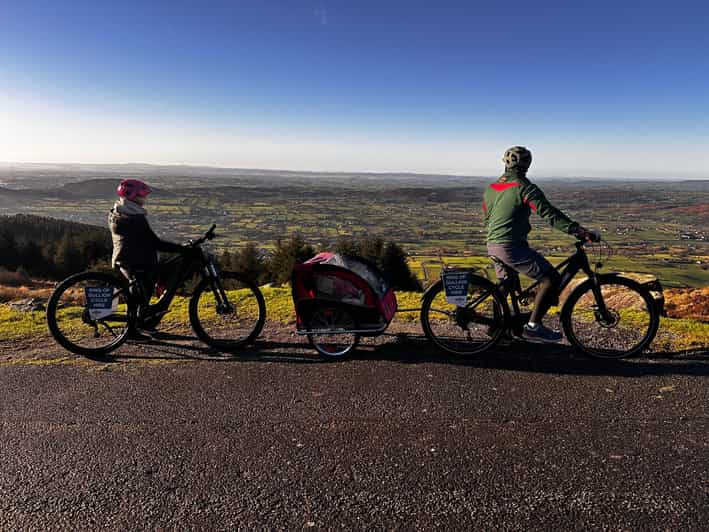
483, 173, 579, 244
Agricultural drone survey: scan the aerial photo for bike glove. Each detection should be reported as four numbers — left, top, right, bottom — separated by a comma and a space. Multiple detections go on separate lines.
574, 227, 601, 242
182, 244, 202, 257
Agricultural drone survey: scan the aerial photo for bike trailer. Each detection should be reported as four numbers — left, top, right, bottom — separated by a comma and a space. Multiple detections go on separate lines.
291, 253, 398, 335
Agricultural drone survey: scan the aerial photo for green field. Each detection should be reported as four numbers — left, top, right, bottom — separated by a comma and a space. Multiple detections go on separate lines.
1, 177, 707, 288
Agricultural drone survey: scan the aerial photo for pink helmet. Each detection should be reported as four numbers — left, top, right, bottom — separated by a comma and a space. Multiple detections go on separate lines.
116, 179, 152, 201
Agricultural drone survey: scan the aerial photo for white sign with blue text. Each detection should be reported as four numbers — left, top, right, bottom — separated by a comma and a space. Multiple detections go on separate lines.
85, 287, 117, 320
442, 271, 470, 307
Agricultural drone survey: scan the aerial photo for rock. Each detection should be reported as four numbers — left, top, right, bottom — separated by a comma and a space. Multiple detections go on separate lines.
8, 298, 46, 312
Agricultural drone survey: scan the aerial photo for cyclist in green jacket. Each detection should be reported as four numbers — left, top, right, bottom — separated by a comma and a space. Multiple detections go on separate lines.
483, 146, 595, 343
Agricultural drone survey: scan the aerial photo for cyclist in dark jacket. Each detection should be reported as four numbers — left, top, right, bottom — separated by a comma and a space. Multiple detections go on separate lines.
483, 147, 595, 343
108, 179, 192, 341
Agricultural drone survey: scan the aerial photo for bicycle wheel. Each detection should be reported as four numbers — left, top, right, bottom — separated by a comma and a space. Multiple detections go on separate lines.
421, 275, 508, 356
306, 305, 360, 360
46, 272, 133, 357
189, 272, 266, 351
561, 275, 660, 359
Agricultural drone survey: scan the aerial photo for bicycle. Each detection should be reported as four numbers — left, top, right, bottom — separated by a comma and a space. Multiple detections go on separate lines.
46, 225, 266, 357
420, 236, 663, 359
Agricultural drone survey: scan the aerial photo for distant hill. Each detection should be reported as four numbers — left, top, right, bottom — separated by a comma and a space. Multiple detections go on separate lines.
0, 187, 34, 197
57, 179, 120, 197
1, 180, 478, 203
54, 179, 176, 198
0, 187, 49, 208
0, 161, 474, 179
0, 180, 175, 200
1, 162, 706, 186
2, 162, 707, 195
0, 162, 486, 190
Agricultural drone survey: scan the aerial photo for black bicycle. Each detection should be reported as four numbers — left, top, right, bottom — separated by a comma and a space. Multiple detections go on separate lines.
420, 236, 663, 359
47, 225, 266, 357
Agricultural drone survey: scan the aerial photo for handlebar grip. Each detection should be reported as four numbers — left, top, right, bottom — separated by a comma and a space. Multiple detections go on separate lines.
188, 225, 218, 246
575, 228, 601, 243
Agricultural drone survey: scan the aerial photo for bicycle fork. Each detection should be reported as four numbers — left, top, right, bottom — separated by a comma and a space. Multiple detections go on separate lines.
205, 263, 234, 314
589, 276, 615, 325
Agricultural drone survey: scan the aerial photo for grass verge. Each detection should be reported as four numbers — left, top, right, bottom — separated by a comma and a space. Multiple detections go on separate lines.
1, 286, 706, 354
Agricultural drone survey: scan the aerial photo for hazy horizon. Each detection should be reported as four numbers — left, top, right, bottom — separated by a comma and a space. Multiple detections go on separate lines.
0, 160, 707, 181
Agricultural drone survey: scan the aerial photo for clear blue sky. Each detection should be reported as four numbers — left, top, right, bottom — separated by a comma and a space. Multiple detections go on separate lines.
1, 0, 707, 177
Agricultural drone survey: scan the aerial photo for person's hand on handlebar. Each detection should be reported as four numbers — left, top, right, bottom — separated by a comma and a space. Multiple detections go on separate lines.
573, 227, 601, 243
181, 243, 203, 258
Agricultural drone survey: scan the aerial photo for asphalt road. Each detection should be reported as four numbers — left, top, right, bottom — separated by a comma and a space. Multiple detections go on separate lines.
1, 332, 707, 530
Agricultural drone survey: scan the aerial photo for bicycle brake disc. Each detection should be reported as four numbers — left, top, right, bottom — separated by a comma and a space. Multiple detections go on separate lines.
595, 308, 620, 328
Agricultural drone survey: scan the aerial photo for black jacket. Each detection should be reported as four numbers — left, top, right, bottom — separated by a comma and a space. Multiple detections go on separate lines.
109, 207, 184, 269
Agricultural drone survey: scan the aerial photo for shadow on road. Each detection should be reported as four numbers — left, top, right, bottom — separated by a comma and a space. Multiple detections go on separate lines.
101, 330, 709, 378
364, 337, 709, 378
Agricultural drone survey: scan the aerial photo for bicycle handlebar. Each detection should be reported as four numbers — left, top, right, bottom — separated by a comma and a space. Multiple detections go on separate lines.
575, 229, 601, 244
189, 224, 218, 247
587, 230, 601, 243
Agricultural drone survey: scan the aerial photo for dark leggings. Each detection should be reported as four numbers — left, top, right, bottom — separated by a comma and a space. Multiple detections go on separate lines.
119, 268, 156, 321
530, 270, 562, 324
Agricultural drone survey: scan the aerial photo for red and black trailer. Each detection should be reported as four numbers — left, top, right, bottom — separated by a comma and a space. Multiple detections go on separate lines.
291, 252, 398, 358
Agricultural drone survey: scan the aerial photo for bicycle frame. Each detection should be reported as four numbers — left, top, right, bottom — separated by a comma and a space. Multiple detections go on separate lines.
467, 240, 613, 326
143, 255, 202, 316
121, 225, 233, 322
502, 241, 601, 317
143, 254, 233, 316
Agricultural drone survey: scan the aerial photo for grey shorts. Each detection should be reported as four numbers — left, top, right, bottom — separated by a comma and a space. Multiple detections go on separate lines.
487, 242, 553, 282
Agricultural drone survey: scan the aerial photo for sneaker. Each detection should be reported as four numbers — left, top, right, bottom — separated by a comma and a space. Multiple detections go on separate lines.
138, 310, 168, 332
127, 329, 153, 343
522, 323, 562, 344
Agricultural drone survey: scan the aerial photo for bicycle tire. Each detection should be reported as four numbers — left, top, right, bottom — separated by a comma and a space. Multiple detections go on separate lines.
46, 271, 133, 358
561, 275, 660, 359
189, 271, 266, 352
420, 274, 508, 356
305, 305, 360, 360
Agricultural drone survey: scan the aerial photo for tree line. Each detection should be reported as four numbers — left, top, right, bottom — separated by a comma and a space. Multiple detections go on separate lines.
0, 214, 112, 280
0, 214, 422, 290
219, 235, 421, 291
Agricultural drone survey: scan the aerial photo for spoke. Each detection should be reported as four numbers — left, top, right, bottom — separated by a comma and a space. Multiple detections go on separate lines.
565, 280, 656, 358
98, 321, 119, 338
193, 275, 264, 346
428, 307, 454, 317
423, 279, 504, 356
48, 273, 131, 355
